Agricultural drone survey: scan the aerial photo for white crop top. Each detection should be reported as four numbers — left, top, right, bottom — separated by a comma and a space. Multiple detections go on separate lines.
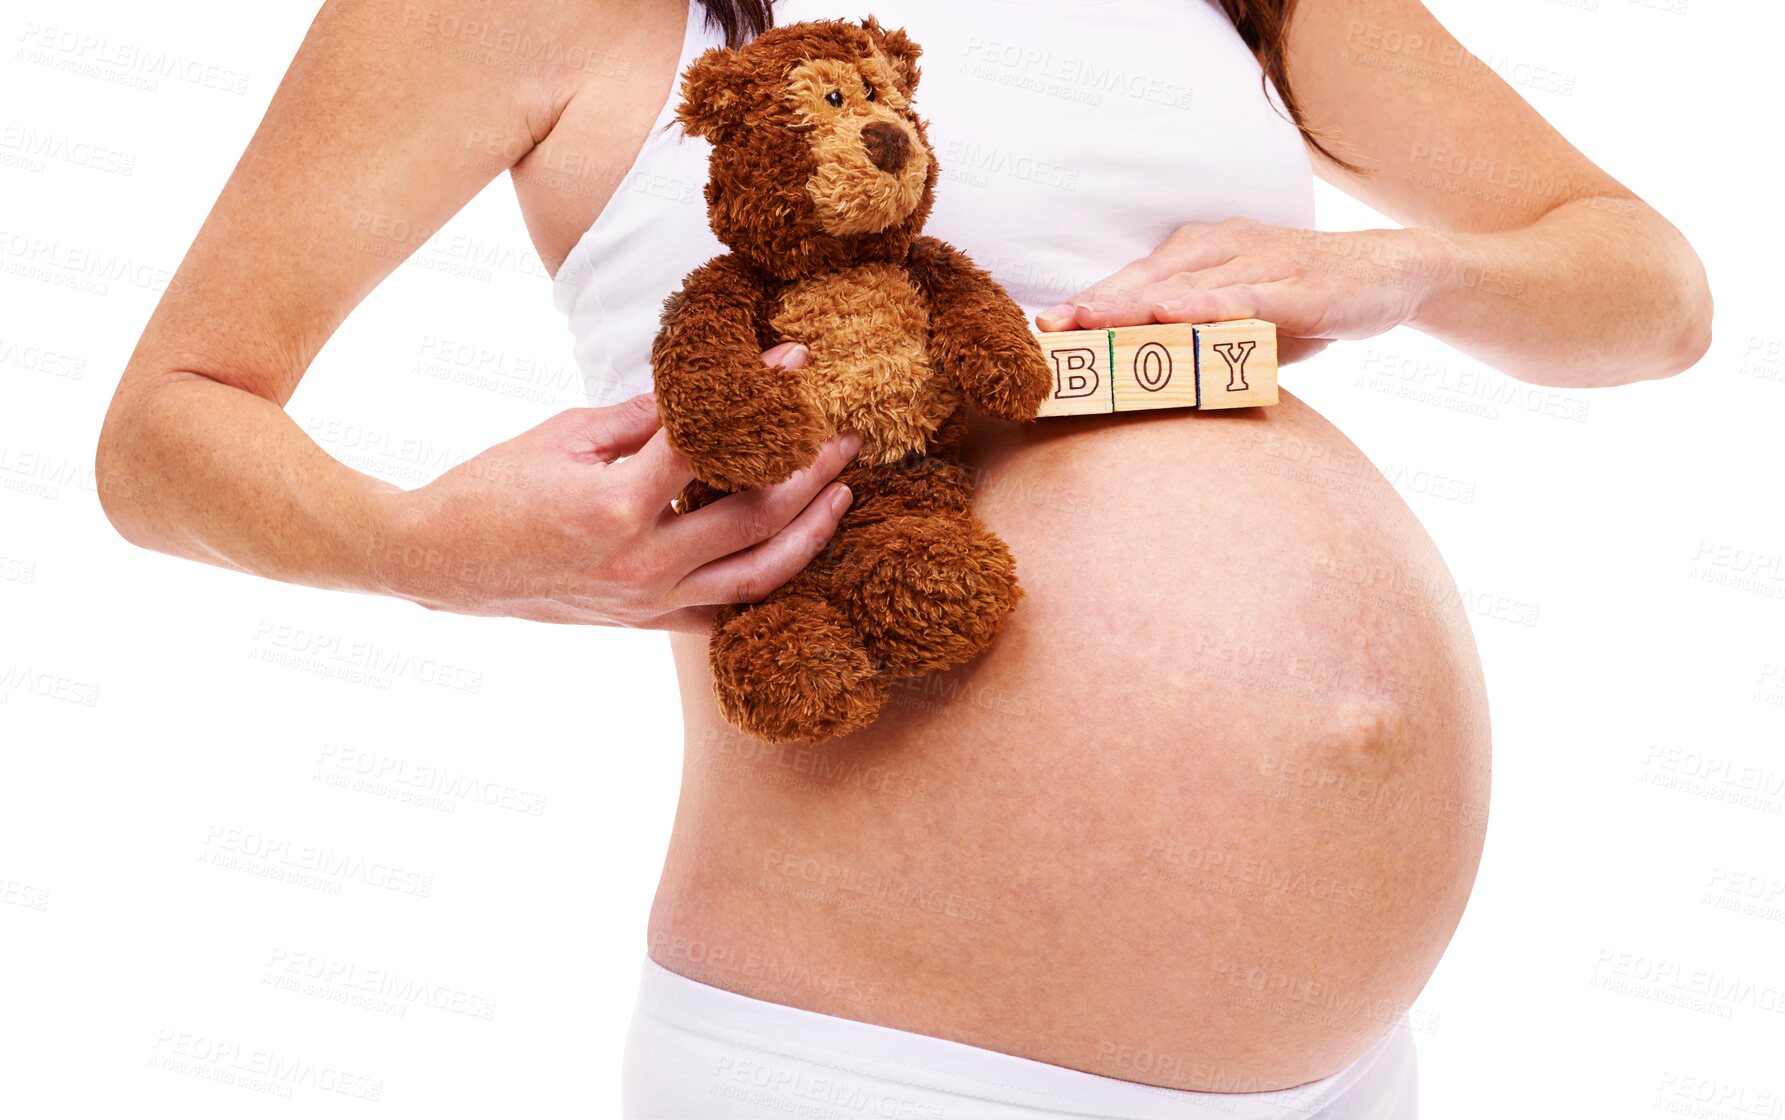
551, 0, 1315, 407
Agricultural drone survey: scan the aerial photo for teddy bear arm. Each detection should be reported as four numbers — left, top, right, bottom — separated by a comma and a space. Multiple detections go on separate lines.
906, 236, 1052, 423
651, 256, 828, 490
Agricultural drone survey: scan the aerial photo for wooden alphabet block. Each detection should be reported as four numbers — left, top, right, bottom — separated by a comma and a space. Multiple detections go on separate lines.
1029, 319, 1277, 417
1109, 323, 1200, 412
1192, 318, 1278, 410
1033, 328, 1114, 417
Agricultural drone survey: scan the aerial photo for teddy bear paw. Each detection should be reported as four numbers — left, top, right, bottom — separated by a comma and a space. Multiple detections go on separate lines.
709, 595, 890, 744
836, 514, 1022, 676
973, 341, 1054, 422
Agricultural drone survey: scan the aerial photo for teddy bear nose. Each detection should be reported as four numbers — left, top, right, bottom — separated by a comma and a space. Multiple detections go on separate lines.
860, 121, 909, 175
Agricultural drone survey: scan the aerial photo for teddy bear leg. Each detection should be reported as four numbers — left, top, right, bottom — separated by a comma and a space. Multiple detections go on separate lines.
830, 505, 1021, 678
707, 590, 891, 744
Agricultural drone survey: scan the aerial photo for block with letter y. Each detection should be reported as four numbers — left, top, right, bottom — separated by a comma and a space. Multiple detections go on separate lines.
1192, 318, 1278, 410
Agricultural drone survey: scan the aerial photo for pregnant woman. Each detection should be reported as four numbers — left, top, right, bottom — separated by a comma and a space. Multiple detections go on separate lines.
96, 0, 1710, 1115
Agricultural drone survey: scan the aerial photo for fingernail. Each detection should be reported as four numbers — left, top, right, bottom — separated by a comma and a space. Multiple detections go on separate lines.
1154, 299, 1183, 315
762, 341, 796, 364
829, 483, 853, 516
838, 430, 864, 458
1076, 301, 1111, 315
1039, 303, 1075, 324
768, 342, 809, 369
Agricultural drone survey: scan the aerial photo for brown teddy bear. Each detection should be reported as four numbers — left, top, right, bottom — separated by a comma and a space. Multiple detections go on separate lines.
651, 15, 1052, 744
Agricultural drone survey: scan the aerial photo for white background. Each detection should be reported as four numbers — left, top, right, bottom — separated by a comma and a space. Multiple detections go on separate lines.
4, 0, 1783, 1116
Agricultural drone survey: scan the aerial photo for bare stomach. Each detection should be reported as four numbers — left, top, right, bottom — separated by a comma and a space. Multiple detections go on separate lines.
651, 392, 1491, 1091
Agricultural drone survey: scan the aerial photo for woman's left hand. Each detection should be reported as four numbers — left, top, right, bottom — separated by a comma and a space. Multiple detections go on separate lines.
1034, 219, 1448, 365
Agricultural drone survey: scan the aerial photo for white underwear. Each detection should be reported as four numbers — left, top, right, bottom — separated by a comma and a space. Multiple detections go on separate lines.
622, 957, 1418, 1118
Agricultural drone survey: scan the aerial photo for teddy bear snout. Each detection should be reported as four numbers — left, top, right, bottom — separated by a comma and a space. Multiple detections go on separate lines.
860, 121, 910, 175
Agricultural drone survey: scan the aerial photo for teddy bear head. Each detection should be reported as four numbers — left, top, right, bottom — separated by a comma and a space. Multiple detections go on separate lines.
673, 16, 938, 281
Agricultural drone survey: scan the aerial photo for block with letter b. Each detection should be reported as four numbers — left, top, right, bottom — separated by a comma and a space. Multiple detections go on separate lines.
1033, 328, 1114, 417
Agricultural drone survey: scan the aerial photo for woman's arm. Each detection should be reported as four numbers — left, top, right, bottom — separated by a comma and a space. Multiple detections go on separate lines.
1037, 0, 1711, 389
96, 0, 857, 631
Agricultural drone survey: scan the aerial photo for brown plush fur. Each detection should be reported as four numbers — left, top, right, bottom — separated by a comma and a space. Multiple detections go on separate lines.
652, 16, 1052, 744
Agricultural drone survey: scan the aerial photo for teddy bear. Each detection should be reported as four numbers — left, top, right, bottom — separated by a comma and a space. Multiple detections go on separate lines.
650, 15, 1053, 744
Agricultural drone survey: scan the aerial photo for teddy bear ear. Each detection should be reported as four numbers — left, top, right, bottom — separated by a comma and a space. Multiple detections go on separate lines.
859, 15, 922, 97
674, 45, 753, 142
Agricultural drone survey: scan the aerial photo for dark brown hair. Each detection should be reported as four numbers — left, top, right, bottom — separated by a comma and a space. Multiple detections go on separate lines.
693, 0, 1356, 171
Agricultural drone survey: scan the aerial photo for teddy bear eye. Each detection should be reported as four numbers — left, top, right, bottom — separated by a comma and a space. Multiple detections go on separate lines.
825, 89, 843, 108
863, 79, 876, 101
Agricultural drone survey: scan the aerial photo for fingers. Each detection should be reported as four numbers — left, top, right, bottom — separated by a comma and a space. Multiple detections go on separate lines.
762, 340, 807, 367
661, 430, 862, 564
1036, 224, 1233, 331
1060, 259, 1249, 326
1037, 260, 1175, 330
608, 343, 812, 508
1154, 281, 1292, 331
1042, 264, 1178, 330
562, 391, 663, 462
667, 479, 856, 608
1036, 267, 1174, 331
614, 427, 699, 509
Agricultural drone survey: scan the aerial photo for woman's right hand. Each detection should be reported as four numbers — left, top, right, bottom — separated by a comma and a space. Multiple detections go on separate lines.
375, 342, 854, 633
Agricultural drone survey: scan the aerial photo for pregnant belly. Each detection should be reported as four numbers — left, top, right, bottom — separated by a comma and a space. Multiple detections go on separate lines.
653, 391, 1491, 1091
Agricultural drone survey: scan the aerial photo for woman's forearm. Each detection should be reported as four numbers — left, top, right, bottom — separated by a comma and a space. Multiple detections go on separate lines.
96, 372, 407, 594
1037, 202, 1712, 393
1407, 198, 1712, 389
96, 357, 865, 631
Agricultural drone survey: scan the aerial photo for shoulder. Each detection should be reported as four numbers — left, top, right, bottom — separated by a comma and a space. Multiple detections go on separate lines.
305, 0, 651, 122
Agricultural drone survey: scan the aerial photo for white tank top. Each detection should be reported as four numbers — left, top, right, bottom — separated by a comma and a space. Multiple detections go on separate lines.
551, 0, 1315, 407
